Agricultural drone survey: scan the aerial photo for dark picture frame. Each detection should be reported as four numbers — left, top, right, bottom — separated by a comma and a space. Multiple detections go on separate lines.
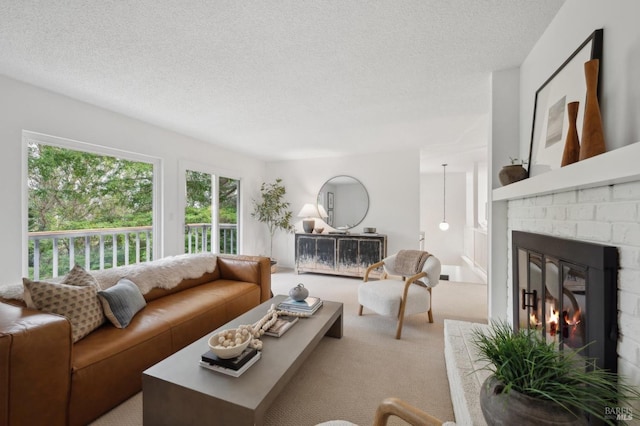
527, 29, 603, 178
328, 192, 334, 209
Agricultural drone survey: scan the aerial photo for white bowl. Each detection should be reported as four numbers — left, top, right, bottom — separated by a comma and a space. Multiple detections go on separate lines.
208, 328, 251, 359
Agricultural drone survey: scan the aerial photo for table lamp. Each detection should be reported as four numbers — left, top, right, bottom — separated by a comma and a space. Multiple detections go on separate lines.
298, 203, 318, 233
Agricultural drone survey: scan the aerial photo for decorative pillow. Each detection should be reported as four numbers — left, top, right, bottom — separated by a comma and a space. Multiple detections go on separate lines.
62, 264, 100, 287
22, 278, 105, 342
97, 278, 146, 328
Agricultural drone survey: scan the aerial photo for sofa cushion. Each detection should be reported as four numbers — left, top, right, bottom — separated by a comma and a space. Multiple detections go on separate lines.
63, 264, 100, 287
97, 278, 147, 328
23, 278, 105, 342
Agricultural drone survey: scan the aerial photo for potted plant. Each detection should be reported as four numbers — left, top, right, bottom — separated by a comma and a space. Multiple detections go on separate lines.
251, 178, 294, 262
498, 157, 528, 186
473, 322, 640, 425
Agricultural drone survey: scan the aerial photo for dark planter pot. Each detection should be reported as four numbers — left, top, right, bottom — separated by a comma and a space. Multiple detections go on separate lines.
498, 165, 527, 186
480, 375, 587, 426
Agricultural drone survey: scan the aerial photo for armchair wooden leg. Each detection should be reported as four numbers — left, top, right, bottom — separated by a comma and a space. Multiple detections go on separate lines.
427, 287, 434, 323
395, 317, 405, 339
396, 298, 408, 339
358, 305, 363, 316
427, 308, 434, 323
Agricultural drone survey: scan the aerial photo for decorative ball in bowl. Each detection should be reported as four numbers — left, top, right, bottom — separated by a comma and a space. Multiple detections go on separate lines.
208, 328, 251, 359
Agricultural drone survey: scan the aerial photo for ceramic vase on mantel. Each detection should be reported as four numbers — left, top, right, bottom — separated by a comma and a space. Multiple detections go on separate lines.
498, 164, 527, 186
561, 101, 580, 166
579, 59, 606, 160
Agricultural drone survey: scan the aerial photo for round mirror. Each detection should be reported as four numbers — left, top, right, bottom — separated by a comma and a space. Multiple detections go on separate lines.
317, 175, 369, 230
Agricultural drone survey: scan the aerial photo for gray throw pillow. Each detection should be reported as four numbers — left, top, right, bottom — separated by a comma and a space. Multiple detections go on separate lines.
97, 278, 146, 328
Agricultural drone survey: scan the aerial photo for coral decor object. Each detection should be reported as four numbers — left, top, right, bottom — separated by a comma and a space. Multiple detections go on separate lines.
561, 101, 580, 166
579, 59, 606, 160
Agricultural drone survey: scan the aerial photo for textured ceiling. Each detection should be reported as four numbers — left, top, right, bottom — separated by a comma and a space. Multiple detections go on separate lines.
0, 1, 564, 172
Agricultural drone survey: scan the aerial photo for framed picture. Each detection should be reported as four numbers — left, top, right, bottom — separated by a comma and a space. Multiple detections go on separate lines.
328, 192, 334, 209
527, 29, 603, 178
328, 209, 334, 226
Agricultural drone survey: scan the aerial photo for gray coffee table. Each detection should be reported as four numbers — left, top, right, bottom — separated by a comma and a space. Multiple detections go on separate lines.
142, 295, 343, 426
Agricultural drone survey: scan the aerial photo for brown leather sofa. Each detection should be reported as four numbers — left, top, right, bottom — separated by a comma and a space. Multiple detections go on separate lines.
0, 254, 271, 426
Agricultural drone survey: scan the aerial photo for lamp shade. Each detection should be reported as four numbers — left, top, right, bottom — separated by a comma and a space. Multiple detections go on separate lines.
298, 203, 317, 233
298, 203, 318, 218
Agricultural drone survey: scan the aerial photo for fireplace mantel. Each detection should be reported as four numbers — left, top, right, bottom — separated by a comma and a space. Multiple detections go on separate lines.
493, 141, 640, 201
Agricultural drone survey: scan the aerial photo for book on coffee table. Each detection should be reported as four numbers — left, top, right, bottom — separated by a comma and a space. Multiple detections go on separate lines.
277, 296, 323, 314
199, 350, 261, 377
201, 347, 258, 370
264, 315, 299, 337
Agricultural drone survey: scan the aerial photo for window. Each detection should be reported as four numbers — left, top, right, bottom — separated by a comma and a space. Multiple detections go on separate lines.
184, 168, 240, 255
24, 132, 161, 279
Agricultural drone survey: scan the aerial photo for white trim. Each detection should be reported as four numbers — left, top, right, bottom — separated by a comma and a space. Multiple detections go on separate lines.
21, 130, 163, 276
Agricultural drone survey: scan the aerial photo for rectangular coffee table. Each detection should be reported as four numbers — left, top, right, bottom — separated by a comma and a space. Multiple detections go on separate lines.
142, 295, 343, 426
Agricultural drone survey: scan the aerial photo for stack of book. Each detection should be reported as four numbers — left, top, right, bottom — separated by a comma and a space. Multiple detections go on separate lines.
264, 315, 299, 337
199, 347, 260, 377
277, 296, 323, 315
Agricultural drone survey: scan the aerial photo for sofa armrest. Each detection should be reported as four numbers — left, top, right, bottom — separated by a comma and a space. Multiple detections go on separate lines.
0, 301, 72, 426
217, 255, 272, 302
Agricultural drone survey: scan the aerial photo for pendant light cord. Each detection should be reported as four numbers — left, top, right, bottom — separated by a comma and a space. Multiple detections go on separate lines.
442, 163, 447, 221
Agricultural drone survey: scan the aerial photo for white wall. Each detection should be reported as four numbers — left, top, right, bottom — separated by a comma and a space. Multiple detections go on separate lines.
487, 0, 640, 408
488, 67, 520, 320
519, 0, 640, 159
0, 75, 268, 287
265, 150, 420, 268
419, 171, 466, 266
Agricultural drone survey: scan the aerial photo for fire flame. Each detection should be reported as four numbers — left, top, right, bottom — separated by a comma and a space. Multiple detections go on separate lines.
549, 309, 559, 336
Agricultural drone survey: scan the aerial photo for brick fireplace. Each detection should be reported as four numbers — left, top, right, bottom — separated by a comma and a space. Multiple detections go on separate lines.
493, 143, 640, 390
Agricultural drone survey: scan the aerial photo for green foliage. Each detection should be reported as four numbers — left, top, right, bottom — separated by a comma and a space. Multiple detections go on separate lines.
473, 321, 640, 425
251, 178, 293, 258
28, 143, 153, 231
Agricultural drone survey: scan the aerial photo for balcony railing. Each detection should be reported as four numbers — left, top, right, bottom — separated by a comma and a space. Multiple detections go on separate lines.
28, 223, 237, 280
185, 223, 237, 255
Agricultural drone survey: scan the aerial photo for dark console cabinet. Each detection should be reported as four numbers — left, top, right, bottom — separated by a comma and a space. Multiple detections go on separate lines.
295, 233, 387, 278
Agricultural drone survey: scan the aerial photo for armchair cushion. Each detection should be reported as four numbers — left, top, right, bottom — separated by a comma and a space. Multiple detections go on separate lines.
358, 280, 431, 317
382, 254, 441, 287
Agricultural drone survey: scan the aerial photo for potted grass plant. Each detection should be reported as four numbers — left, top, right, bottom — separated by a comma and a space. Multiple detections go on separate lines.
473, 322, 640, 425
251, 178, 294, 263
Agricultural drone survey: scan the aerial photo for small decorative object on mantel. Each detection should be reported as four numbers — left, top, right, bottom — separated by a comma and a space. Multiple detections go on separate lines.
363, 227, 376, 234
288, 283, 309, 301
561, 101, 581, 166
498, 158, 528, 186
579, 59, 606, 160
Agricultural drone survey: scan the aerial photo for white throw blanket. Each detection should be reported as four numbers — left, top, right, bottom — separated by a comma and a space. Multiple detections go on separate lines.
91, 253, 218, 294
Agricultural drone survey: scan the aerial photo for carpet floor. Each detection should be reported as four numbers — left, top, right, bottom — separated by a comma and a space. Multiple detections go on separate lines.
90, 269, 487, 426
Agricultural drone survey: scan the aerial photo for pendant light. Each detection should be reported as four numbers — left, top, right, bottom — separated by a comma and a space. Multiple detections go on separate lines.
439, 164, 449, 231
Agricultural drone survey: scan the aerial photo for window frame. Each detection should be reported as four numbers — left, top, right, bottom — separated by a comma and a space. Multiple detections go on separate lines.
21, 130, 163, 276
179, 159, 243, 255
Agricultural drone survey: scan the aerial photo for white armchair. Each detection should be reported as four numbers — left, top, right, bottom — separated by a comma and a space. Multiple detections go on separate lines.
358, 251, 442, 339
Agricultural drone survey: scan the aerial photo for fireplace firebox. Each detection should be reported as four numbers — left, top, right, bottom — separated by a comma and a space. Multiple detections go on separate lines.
512, 231, 618, 373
